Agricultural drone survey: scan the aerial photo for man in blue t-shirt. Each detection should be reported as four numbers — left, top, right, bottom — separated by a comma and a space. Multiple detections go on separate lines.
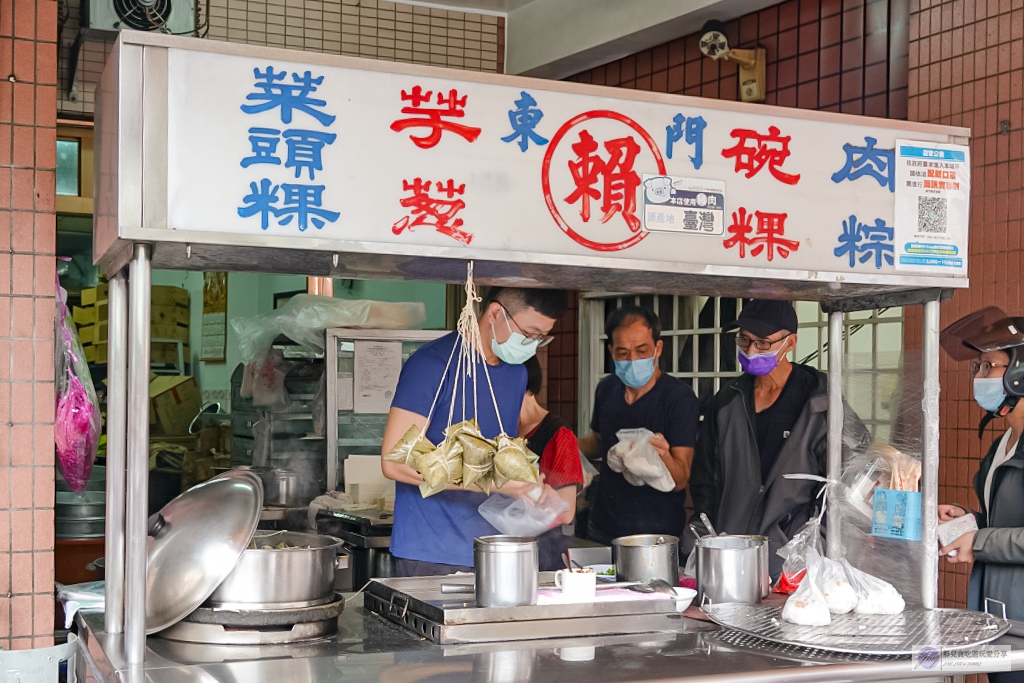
578, 305, 700, 545
381, 286, 568, 576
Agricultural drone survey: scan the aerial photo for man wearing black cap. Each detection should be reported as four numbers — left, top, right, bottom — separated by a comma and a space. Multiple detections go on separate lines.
685, 300, 870, 578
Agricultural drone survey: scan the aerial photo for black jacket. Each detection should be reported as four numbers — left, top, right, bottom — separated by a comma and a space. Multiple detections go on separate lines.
685, 365, 872, 577
967, 432, 1024, 621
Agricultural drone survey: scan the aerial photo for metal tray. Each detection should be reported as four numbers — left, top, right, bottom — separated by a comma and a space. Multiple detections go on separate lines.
702, 603, 1010, 655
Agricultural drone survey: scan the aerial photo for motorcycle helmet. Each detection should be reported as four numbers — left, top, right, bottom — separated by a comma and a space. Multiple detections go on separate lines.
941, 306, 1024, 437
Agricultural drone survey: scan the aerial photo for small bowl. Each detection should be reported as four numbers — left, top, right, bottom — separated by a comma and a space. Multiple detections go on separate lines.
671, 587, 697, 613
585, 564, 616, 582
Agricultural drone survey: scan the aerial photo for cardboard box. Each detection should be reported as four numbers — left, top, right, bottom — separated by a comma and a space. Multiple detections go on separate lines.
81, 284, 108, 306
83, 343, 106, 364
152, 323, 190, 343
150, 376, 202, 436
153, 343, 189, 366
152, 286, 189, 307
72, 301, 107, 326
152, 303, 189, 326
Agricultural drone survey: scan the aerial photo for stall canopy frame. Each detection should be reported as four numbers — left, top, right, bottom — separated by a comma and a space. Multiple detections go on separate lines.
93, 32, 964, 665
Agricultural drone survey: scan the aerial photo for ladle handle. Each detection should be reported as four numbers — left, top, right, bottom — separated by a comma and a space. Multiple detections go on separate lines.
440, 583, 475, 594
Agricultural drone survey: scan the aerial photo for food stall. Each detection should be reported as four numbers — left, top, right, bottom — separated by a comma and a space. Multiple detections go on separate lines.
79, 30, 1024, 682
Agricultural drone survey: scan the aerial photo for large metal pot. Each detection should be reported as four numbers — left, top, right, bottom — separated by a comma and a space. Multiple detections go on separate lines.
696, 534, 767, 606
473, 536, 538, 608
612, 534, 679, 584
207, 530, 345, 610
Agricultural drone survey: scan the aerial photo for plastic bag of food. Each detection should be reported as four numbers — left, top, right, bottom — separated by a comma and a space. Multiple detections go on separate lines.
820, 555, 858, 615
54, 277, 102, 494
606, 428, 674, 492
241, 349, 293, 411
840, 558, 905, 615
478, 491, 568, 537
781, 547, 832, 626
773, 515, 822, 593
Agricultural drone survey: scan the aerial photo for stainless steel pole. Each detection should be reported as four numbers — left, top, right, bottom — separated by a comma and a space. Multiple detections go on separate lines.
826, 311, 844, 559
104, 271, 128, 634
921, 299, 941, 609
125, 244, 152, 664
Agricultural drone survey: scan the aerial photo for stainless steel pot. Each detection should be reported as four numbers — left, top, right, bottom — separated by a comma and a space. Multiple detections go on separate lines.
56, 491, 106, 519
613, 534, 679, 585
207, 530, 345, 610
265, 468, 299, 507
474, 535, 538, 608
696, 534, 767, 606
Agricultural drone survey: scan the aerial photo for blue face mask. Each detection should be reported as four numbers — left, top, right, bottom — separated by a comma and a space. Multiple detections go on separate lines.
490, 309, 541, 365
974, 377, 1006, 413
614, 356, 657, 388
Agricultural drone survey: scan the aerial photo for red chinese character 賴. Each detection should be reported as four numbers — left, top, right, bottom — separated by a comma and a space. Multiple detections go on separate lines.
722, 207, 800, 261
563, 130, 642, 232
389, 86, 482, 149
392, 178, 472, 245
721, 126, 801, 185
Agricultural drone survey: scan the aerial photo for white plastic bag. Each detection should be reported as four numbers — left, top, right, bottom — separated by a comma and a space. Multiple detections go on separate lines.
232, 294, 426, 365
478, 491, 568, 537
841, 558, 906, 615
606, 428, 674, 492
781, 547, 831, 626
241, 349, 293, 411
820, 555, 858, 615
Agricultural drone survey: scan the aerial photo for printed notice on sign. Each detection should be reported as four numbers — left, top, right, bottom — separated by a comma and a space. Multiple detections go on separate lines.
640, 175, 726, 235
354, 341, 402, 414
894, 140, 970, 274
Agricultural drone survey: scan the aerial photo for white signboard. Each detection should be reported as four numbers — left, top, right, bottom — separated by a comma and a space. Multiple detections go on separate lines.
164, 49, 969, 279
353, 341, 402, 414
893, 140, 971, 274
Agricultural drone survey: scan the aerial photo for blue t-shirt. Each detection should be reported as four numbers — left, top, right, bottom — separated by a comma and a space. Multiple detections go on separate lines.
389, 331, 527, 566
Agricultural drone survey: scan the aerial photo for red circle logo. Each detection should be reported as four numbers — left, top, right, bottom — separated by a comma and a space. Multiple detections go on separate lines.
542, 111, 667, 252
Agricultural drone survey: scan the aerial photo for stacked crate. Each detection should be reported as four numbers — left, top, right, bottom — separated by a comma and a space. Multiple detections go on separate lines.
74, 284, 191, 366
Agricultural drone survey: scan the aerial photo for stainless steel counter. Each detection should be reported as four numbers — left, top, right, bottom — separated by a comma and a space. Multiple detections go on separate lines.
75, 598, 1024, 683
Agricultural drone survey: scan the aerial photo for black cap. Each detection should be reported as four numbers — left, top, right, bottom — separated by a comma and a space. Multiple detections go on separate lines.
726, 300, 798, 339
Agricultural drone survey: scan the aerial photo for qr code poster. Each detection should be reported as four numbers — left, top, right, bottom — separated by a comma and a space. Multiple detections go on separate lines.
894, 140, 971, 275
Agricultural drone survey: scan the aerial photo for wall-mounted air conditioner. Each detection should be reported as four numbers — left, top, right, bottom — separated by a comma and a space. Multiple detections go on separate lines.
85, 0, 195, 34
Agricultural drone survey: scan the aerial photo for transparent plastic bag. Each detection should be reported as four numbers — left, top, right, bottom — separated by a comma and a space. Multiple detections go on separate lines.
242, 349, 293, 411
774, 515, 822, 594
781, 547, 831, 626
232, 294, 426, 365
478, 490, 568, 537
607, 428, 674, 492
580, 451, 598, 489
312, 372, 327, 437
54, 276, 102, 494
820, 555, 858, 615
840, 558, 905, 614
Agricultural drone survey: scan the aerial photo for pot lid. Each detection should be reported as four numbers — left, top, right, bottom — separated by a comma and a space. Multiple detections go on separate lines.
146, 470, 262, 634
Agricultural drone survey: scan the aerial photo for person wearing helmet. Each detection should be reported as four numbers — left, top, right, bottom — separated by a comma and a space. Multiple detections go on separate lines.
938, 307, 1024, 648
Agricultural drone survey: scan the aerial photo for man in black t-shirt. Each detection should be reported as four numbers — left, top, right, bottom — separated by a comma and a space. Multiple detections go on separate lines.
579, 306, 700, 545
686, 300, 871, 578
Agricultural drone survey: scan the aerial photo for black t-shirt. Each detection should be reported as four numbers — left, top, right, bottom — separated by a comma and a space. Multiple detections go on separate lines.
589, 373, 700, 540
754, 366, 819, 483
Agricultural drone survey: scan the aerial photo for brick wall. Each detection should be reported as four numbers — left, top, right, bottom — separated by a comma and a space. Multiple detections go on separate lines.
0, 0, 59, 651
904, 0, 1024, 612
57, 0, 504, 117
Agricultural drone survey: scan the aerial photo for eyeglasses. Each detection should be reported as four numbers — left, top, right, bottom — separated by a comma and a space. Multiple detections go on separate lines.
735, 333, 791, 352
970, 360, 1008, 378
500, 304, 554, 347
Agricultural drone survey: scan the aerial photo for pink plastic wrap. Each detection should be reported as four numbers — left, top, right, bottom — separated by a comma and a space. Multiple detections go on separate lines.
54, 275, 102, 493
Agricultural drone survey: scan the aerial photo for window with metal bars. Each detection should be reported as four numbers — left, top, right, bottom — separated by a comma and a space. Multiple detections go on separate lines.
579, 295, 903, 442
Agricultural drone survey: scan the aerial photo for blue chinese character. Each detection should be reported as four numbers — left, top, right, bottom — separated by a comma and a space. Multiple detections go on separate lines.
282, 129, 338, 180
276, 184, 340, 231
500, 91, 548, 152
240, 127, 282, 168
835, 215, 895, 269
241, 67, 337, 127
665, 113, 706, 169
831, 137, 895, 192
237, 178, 280, 230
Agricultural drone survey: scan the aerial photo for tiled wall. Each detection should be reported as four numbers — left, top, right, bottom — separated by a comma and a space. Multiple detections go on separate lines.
903, 0, 1024, 613
566, 0, 908, 117
0, 0, 59, 651
57, 0, 504, 117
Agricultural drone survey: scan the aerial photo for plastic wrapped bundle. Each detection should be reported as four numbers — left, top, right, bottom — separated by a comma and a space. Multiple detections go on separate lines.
492, 435, 539, 489
782, 548, 832, 626
841, 558, 905, 615
54, 278, 102, 494
820, 556, 858, 615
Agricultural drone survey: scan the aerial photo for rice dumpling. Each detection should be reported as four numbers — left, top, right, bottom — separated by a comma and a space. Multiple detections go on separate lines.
384, 424, 434, 466
492, 434, 540, 487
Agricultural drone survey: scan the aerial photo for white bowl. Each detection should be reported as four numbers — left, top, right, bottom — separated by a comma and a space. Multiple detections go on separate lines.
672, 587, 697, 613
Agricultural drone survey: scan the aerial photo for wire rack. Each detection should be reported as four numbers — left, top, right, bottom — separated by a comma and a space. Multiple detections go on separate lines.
702, 604, 1009, 656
